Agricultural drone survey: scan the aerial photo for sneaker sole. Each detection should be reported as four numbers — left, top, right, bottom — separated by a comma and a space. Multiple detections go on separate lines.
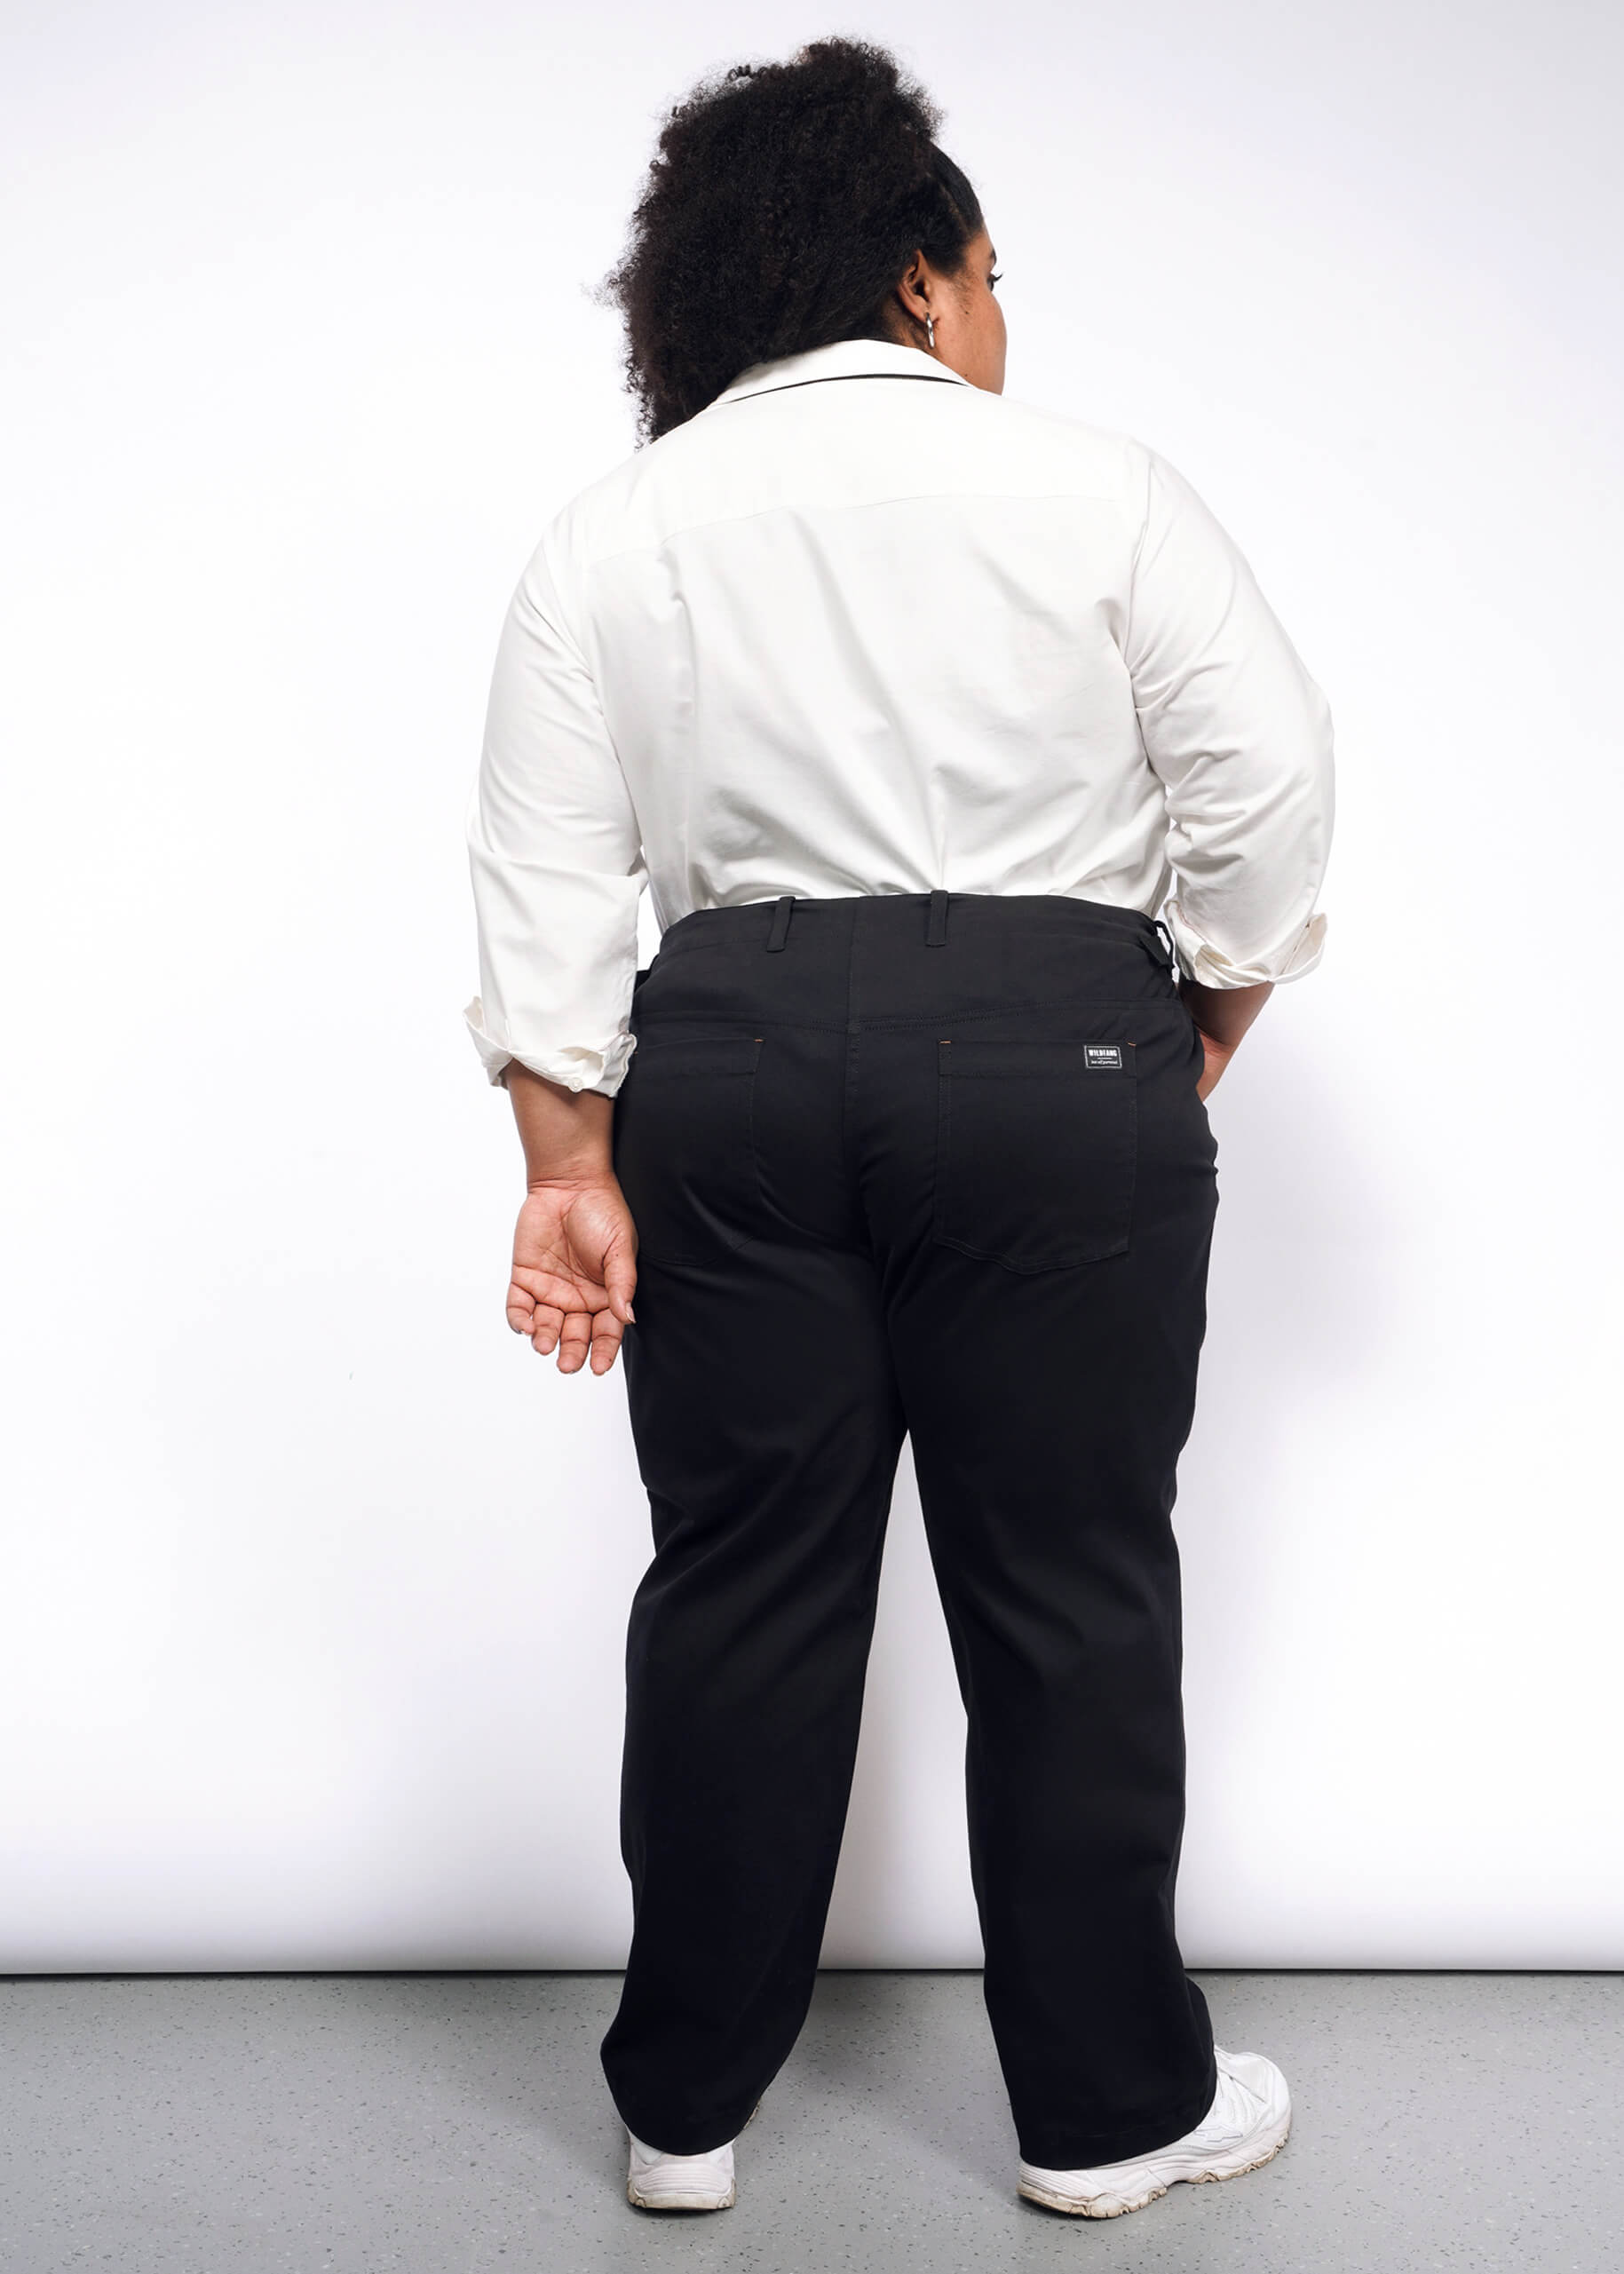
1018, 2058, 1292, 2218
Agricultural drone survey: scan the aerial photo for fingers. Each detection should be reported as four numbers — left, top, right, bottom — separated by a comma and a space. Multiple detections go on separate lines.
528, 1308, 598, 1369
523, 1303, 630, 1375
554, 1310, 593, 1373
601, 1246, 638, 1327
588, 1311, 627, 1375
512, 1280, 634, 1376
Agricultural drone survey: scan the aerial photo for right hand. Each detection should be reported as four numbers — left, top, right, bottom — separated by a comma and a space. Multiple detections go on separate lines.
1193, 1028, 1240, 1103
1179, 975, 1275, 1101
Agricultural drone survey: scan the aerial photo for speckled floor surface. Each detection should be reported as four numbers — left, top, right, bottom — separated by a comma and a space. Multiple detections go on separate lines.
0, 1970, 1617, 2272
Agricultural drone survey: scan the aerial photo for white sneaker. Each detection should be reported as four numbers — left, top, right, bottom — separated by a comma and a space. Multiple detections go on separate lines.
624, 2098, 761, 2211
1017, 2046, 1291, 2217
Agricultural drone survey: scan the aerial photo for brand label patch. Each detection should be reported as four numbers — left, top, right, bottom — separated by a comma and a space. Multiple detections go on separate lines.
1085, 1043, 1123, 1070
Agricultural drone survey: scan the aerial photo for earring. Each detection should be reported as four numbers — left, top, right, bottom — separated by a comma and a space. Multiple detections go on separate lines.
925, 312, 936, 349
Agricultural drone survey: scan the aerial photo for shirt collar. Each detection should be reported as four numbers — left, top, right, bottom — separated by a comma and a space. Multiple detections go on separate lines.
707, 335, 975, 408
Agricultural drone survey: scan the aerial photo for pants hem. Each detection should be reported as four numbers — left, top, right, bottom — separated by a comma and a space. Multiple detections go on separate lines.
606, 2088, 762, 2159
1015, 2052, 1220, 2173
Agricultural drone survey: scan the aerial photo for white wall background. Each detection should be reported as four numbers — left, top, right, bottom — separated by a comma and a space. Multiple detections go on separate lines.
2, 0, 1620, 1972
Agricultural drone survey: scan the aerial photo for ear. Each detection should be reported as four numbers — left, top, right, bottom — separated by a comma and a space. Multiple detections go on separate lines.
894, 249, 930, 320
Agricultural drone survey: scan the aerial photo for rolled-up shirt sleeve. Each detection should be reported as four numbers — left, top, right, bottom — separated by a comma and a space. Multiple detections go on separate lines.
463, 525, 646, 1095
1124, 448, 1335, 987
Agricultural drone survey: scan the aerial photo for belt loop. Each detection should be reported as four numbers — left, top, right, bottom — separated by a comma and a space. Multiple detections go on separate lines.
765, 894, 796, 952
925, 888, 949, 947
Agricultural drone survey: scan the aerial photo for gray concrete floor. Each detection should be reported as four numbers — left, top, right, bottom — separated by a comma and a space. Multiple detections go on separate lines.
0, 1970, 1617, 2273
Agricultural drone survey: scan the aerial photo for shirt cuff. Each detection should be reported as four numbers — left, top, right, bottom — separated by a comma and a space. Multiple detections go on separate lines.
463, 998, 638, 1096
1162, 902, 1328, 988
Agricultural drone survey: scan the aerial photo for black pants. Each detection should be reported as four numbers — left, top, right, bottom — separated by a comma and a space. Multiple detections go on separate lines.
598, 891, 1221, 2170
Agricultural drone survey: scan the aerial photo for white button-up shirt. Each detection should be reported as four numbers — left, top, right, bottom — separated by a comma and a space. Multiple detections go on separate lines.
464, 335, 1334, 1095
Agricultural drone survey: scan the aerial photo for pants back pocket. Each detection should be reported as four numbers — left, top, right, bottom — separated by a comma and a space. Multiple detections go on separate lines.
613, 1031, 764, 1264
932, 1036, 1137, 1272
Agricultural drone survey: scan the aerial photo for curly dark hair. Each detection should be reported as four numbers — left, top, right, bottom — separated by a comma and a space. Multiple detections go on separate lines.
596, 37, 985, 443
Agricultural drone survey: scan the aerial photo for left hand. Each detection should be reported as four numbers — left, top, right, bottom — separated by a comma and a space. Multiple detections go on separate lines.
506, 1177, 638, 1375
